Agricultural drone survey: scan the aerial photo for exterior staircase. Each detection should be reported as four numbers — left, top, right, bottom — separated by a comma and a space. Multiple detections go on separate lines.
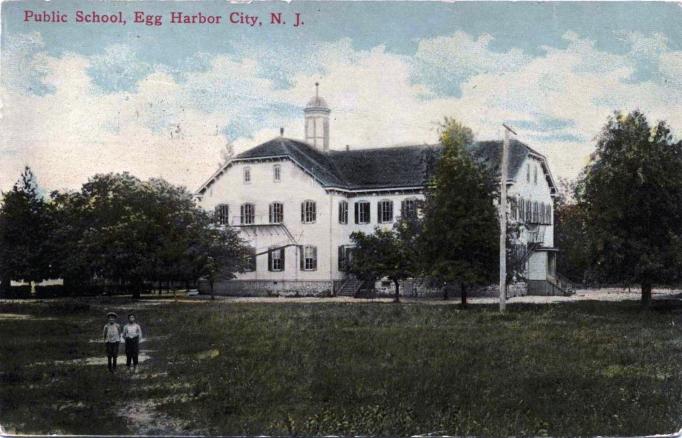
547, 273, 576, 296
336, 277, 369, 297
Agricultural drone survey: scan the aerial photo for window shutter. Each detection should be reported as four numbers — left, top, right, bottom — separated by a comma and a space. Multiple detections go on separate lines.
354, 203, 359, 224
301, 203, 305, 222
377, 202, 382, 222
338, 246, 344, 271
281, 248, 286, 271
312, 247, 317, 271
268, 250, 273, 272
300, 246, 304, 270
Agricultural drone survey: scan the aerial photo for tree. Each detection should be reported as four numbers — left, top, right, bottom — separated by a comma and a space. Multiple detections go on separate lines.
191, 219, 251, 299
0, 167, 55, 292
576, 111, 682, 307
48, 173, 251, 299
418, 118, 499, 307
348, 225, 416, 303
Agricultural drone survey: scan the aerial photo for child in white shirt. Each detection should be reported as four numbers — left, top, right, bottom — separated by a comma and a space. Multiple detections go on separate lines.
122, 313, 143, 371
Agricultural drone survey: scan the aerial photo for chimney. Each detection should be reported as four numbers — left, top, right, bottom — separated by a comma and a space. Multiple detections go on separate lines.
280, 127, 284, 137
345, 144, 350, 151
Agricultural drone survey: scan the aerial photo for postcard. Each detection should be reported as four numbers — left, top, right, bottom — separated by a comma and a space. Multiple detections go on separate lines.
2, 1, 682, 436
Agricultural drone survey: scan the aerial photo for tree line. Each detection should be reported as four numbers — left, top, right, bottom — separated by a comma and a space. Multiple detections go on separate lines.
0, 171, 251, 298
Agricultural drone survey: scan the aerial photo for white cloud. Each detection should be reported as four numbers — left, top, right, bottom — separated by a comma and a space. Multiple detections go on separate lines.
2, 30, 682, 194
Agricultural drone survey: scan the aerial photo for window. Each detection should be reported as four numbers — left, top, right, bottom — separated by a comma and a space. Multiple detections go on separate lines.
547, 204, 553, 225
532, 201, 539, 224
533, 165, 538, 185
269, 202, 283, 223
301, 245, 317, 271
401, 198, 418, 219
338, 201, 348, 224
245, 247, 256, 272
518, 197, 525, 222
338, 246, 347, 271
525, 199, 532, 223
273, 164, 281, 182
243, 167, 251, 184
355, 201, 371, 224
526, 164, 531, 182
540, 203, 550, 225
214, 204, 229, 225
377, 200, 393, 223
301, 200, 316, 223
268, 247, 285, 272
240, 203, 255, 225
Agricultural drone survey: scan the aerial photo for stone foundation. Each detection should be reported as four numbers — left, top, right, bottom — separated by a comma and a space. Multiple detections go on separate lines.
198, 279, 334, 297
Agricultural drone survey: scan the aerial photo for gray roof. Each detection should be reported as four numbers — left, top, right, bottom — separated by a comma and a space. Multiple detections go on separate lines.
197, 137, 554, 194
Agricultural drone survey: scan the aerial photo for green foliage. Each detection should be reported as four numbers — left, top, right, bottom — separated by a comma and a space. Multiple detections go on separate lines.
554, 202, 591, 284
0, 167, 55, 290
576, 111, 682, 304
348, 224, 417, 301
1, 169, 250, 297
418, 118, 499, 289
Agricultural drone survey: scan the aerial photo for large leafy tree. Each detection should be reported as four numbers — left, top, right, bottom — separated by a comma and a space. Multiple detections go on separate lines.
50, 173, 250, 298
418, 118, 499, 306
576, 111, 682, 306
0, 167, 55, 292
348, 225, 417, 303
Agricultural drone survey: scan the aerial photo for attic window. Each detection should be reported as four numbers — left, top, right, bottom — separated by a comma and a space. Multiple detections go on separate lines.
243, 167, 251, 184
533, 165, 538, 185
273, 164, 281, 182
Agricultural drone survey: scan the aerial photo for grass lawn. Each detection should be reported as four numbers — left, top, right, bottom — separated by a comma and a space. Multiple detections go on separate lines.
2, 297, 682, 435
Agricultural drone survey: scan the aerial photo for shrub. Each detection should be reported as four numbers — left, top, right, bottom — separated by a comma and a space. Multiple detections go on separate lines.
0, 285, 31, 299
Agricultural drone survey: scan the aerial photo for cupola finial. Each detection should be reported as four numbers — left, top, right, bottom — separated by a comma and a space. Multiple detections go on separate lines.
315, 82, 319, 98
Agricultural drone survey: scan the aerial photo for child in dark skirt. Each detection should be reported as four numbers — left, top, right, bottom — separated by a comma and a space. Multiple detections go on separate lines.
122, 313, 143, 371
103, 312, 121, 372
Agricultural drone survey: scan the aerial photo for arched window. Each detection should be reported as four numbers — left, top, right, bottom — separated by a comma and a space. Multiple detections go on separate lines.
355, 201, 371, 224
214, 204, 229, 225
377, 200, 393, 223
301, 200, 316, 224
240, 203, 255, 225
338, 200, 348, 224
269, 202, 284, 223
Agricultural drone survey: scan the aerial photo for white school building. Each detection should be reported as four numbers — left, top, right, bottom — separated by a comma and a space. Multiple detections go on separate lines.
195, 87, 564, 297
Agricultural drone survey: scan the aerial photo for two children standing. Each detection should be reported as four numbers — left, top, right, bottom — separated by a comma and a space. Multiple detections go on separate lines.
103, 312, 143, 373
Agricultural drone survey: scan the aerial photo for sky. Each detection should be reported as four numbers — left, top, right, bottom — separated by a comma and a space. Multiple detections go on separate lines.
1, 1, 682, 193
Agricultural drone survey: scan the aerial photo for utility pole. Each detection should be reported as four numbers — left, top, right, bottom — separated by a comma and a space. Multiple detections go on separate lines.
499, 123, 516, 312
